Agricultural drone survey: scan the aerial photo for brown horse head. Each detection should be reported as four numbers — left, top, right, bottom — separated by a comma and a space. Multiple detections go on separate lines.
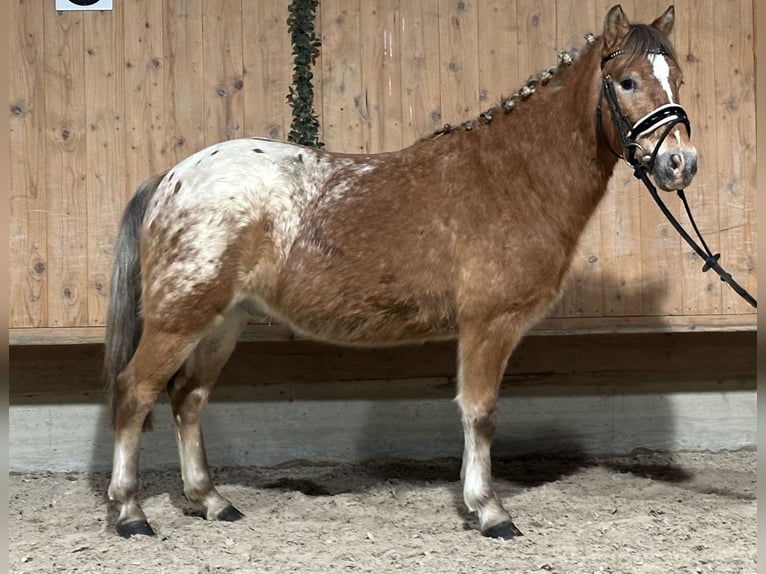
600, 5, 697, 191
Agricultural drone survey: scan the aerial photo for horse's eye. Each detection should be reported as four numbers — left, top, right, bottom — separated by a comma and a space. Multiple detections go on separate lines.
619, 78, 637, 91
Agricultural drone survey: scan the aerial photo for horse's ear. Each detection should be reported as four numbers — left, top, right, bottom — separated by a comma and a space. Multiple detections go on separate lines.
603, 5, 630, 52
651, 6, 675, 36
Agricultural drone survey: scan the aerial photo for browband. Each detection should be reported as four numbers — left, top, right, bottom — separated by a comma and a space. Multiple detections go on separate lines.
600, 47, 669, 70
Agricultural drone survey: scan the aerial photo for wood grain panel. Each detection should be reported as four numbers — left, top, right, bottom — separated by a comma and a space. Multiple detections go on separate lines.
84, 9, 125, 325
242, 1, 293, 142
319, 0, 364, 152
399, 0, 442, 143
477, 0, 518, 110
9, 332, 756, 398
438, 0, 480, 124
123, 0, 167, 190
43, 9, 88, 327
515, 0, 556, 81
163, 0, 205, 166
202, 0, 245, 144
360, 0, 403, 153
10, 0, 47, 328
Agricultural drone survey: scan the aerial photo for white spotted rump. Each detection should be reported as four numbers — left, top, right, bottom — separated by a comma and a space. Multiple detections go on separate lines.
141, 138, 362, 316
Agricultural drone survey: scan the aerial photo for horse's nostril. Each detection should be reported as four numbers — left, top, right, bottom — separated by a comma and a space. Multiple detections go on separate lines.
670, 154, 683, 170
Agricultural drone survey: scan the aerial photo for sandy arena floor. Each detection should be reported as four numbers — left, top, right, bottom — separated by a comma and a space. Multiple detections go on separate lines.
9, 450, 756, 574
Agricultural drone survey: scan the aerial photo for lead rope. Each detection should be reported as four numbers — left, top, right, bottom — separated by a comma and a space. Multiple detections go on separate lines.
632, 164, 757, 308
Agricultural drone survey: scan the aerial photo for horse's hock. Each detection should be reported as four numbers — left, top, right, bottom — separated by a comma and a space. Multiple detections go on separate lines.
10, 0, 755, 480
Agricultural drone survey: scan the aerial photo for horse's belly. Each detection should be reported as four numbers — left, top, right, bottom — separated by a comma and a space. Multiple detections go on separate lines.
270, 252, 458, 345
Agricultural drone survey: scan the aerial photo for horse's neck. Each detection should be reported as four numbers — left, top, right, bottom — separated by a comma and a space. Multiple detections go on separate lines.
488, 48, 618, 233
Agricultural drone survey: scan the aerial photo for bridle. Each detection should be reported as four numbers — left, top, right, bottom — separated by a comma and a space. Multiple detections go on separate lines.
596, 47, 757, 309
597, 48, 691, 170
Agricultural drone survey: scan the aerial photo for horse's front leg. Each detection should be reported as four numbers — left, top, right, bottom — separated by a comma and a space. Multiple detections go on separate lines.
456, 316, 523, 539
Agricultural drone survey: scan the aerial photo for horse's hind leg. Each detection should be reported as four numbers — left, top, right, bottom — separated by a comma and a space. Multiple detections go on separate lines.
168, 308, 248, 522
108, 325, 198, 537
456, 316, 523, 539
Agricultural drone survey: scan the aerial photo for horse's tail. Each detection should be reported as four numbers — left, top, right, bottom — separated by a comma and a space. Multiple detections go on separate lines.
103, 172, 165, 429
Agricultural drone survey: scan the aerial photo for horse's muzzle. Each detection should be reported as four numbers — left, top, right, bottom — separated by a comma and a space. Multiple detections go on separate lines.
653, 148, 698, 191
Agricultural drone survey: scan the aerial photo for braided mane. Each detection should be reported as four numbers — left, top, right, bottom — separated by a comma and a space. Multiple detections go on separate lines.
427, 33, 599, 139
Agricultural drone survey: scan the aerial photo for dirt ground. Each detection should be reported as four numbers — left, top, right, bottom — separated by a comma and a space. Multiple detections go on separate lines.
9, 450, 756, 574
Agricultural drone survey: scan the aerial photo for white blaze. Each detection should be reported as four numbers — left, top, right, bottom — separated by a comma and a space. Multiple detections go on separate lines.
649, 54, 674, 103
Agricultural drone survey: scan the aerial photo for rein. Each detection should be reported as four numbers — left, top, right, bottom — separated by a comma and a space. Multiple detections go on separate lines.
598, 51, 757, 309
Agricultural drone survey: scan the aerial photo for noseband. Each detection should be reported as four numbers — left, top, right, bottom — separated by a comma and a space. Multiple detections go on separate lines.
596, 48, 691, 169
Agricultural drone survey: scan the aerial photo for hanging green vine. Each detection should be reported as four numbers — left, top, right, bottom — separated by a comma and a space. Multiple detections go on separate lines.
286, 0, 323, 148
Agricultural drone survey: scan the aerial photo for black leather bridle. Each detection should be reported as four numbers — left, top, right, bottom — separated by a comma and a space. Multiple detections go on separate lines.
596, 48, 756, 309
597, 48, 691, 169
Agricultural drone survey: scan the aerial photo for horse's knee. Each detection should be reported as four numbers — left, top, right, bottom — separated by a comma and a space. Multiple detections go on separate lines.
457, 394, 498, 433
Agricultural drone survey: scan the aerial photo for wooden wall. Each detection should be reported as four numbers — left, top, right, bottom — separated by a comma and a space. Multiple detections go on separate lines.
9, 0, 757, 344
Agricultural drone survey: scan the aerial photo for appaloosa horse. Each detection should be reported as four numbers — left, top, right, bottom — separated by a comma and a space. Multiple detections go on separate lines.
104, 5, 697, 539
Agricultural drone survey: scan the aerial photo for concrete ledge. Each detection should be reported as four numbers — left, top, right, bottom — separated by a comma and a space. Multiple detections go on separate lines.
9, 331, 757, 472
9, 381, 756, 472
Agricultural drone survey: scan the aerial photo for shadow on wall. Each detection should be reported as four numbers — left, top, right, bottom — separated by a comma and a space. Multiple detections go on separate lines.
351, 270, 685, 489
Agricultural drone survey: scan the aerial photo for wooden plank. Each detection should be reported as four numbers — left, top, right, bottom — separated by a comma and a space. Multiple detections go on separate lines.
551, 1, 603, 318
202, 0, 245, 144
242, 1, 292, 142
163, 0, 206, 166
713, 0, 757, 314
360, 0, 403, 153
477, 0, 518, 111
438, 0, 480, 124
534, 314, 756, 335
9, 0, 47, 328
43, 8, 88, 327
672, 0, 722, 314
399, 0, 442, 144
556, 0, 596, 51
83, 9, 125, 326
9, 331, 756, 399
123, 0, 167, 193
319, 0, 364, 152
514, 0, 557, 82
9, 312, 756, 346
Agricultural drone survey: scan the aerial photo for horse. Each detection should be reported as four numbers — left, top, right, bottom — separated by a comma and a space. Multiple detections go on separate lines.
104, 4, 697, 539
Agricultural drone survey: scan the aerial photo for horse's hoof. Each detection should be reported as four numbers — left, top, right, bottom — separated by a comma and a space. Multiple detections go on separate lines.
117, 520, 156, 538
482, 521, 523, 540
217, 505, 245, 522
